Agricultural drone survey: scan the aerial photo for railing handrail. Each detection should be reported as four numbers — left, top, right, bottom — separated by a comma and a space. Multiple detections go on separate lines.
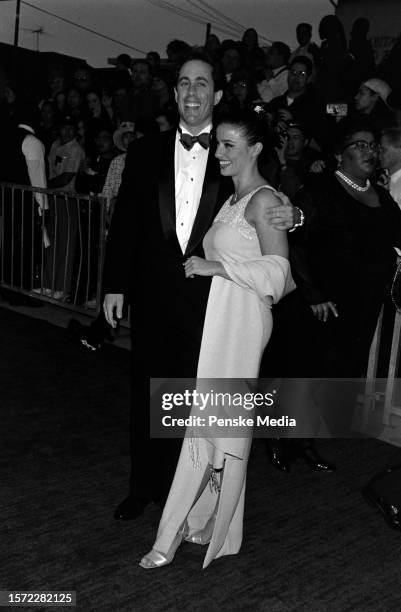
0, 181, 107, 202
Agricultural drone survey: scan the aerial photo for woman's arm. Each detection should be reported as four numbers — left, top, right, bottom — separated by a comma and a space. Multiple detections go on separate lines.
183, 189, 288, 280
245, 188, 288, 258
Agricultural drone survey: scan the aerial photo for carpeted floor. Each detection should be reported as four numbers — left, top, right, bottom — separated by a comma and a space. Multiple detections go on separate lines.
1, 307, 400, 612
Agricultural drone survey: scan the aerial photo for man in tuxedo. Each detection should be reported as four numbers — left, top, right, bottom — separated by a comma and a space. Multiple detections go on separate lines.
103, 50, 298, 520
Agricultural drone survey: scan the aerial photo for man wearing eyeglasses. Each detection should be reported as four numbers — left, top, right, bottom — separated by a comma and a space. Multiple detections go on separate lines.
265, 56, 323, 149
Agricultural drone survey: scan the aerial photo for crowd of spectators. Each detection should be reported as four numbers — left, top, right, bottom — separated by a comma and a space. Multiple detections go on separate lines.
0, 16, 400, 304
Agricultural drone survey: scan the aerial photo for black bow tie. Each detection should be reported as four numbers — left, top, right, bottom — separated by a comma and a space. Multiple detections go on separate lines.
179, 128, 211, 151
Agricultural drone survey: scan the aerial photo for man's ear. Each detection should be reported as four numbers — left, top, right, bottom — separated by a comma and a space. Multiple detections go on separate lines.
214, 90, 223, 106
335, 152, 342, 166
174, 88, 178, 104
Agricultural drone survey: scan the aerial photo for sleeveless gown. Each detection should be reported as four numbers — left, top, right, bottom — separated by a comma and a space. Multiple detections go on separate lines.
151, 186, 292, 568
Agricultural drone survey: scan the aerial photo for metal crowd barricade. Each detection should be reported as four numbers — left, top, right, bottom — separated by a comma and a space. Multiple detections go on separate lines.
0, 182, 107, 317
362, 303, 401, 433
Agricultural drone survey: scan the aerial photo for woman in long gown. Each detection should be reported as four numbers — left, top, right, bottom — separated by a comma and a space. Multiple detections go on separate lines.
140, 110, 293, 569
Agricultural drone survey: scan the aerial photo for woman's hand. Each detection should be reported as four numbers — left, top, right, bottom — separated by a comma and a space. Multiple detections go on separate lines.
184, 256, 220, 278
311, 301, 338, 322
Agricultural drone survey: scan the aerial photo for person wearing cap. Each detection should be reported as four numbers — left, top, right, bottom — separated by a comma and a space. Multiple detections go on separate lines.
354, 78, 396, 132
101, 121, 135, 212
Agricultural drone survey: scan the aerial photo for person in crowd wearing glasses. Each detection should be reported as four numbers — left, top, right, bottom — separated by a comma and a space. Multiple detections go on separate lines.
262, 118, 401, 472
294, 119, 401, 376
265, 56, 325, 150
226, 70, 259, 112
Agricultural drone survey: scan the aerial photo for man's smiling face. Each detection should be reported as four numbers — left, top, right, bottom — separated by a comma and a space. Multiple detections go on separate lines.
175, 60, 222, 135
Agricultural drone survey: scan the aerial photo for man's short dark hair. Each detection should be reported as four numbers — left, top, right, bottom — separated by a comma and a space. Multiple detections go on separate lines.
271, 42, 291, 64
297, 23, 312, 34
289, 55, 313, 75
117, 54, 132, 68
175, 48, 224, 91
147, 51, 160, 63
132, 59, 151, 72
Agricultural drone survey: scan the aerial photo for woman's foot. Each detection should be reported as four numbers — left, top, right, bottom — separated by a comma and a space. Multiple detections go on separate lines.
185, 513, 217, 545
139, 521, 188, 569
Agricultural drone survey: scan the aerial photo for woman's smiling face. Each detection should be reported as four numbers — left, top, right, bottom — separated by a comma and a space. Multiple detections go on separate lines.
215, 123, 259, 178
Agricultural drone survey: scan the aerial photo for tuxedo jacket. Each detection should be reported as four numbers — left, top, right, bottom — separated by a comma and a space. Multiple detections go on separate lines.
103, 128, 233, 376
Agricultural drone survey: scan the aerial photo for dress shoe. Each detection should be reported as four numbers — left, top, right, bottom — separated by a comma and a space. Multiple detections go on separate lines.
114, 496, 150, 520
139, 521, 189, 569
68, 319, 103, 352
266, 439, 291, 473
362, 486, 401, 532
296, 444, 336, 472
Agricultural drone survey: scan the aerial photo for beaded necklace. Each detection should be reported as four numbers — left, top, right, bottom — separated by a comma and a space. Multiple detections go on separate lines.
335, 169, 370, 192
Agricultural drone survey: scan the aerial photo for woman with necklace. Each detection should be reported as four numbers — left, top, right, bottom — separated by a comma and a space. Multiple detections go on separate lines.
260, 120, 401, 474
290, 119, 401, 378
140, 110, 293, 569
266, 120, 401, 464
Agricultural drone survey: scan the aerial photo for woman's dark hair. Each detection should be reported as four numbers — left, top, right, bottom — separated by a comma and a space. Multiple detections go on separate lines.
217, 109, 270, 146
334, 117, 376, 153
227, 70, 259, 111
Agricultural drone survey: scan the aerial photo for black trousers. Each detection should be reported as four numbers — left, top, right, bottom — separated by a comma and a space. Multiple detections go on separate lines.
127, 323, 201, 505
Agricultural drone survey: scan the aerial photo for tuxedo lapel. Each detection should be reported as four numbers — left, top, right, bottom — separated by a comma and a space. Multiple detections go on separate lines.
185, 144, 221, 255
158, 131, 177, 245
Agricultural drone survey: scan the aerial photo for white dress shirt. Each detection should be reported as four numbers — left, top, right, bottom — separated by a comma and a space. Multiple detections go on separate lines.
174, 123, 211, 253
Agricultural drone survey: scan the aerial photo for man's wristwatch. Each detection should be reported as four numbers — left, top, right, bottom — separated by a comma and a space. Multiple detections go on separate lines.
289, 206, 305, 232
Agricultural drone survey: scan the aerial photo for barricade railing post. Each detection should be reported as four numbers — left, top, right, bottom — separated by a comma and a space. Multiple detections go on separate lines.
0, 182, 111, 322
96, 196, 108, 317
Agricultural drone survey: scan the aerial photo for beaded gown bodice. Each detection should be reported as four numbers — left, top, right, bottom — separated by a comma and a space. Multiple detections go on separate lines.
203, 185, 277, 263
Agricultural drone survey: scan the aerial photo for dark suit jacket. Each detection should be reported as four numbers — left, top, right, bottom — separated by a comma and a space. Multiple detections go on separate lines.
103, 128, 233, 377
